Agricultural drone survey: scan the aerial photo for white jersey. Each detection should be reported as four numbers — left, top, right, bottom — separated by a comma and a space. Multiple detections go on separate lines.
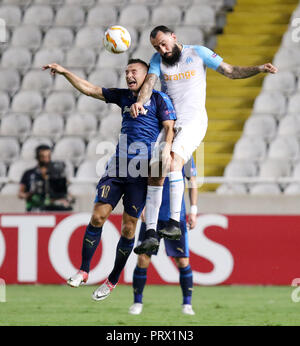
148, 45, 223, 126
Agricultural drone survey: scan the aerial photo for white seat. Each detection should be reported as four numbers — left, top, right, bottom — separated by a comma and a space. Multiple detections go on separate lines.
0, 5, 22, 27
0, 91, 10, 115
1, 48, 32, 73
99, 112, 122, 141
2, 0, 32, 8
129, 0, 159, 6
278, 115, 300, 138
0, 113, 31, 142
75, 159, 99, 181
119, 5, 150, 28
86, 136, 117, 160
96, 0, 127, 5
68, 183, 96, 196
65, 113, 98, 138
252, 91, 286, 119
0, 137, 20, 164
293, 161, 300, 178
44, 91, 76, 117
33, 48, 64, 68
174, 26, 205, 46
1, 183, 20, 195
259, 159, 292, 178
262, 71, 296, 96
88, 69, 119, 88
65, 48, 96, 73
243, 115, 277, 142
268, 136, 300, 161
0, 162, 6, 178
287, 93, 300, 115
11, 25, 42, 51
52, 136, 86, 166
23, 5, 54, 28
224, 160, 258, 178
193, 0, 224, 10
76, 94, 108, 119
86, 6, 118, 27
75, 27, 104, 51
281, 29, 299, 49
216, 183, 248, 195
233, 136, 267, 162
249, 183, 281, 195
284, 183, 300, 195
22, 70, 53, 95
55, 6, 85, 29
20, 137, 53, 160
32, 113, 64, 140
139, 26, 156, 47
11, 91, 43, 117
184, 5, 216, 33
132, 46, 156, 63
97, 50, 129, 70
273, 47, 300, 73
34, 0, 64, 7
53, 68, 86, 96
43, 27, 74, 50
161, 0, 192, 8
8, 159, 37, 183
65, 0, 95, 8
151, 6, 182, 26
0, 68, 20, 96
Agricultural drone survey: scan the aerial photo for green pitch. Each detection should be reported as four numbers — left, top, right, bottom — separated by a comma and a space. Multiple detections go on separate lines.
0, 284, 299, 326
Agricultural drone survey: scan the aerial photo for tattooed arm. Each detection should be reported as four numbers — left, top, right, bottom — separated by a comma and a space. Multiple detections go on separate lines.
216, 61, 278, 79
130, 73, 158, 118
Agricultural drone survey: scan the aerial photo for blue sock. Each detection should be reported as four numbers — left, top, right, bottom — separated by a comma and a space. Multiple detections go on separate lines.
108, 236, 135, 285
133, 266, 148, 303
179, 265, 193, 305
80, 223, 102, 273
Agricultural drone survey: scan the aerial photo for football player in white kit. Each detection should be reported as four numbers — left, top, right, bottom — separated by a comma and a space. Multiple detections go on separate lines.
131, 26, 278, 252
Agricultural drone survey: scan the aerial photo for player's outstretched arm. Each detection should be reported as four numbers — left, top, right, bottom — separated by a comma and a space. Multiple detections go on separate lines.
130, 73, 158, 118
216, 61, 278, 79
42, 63, 105, 100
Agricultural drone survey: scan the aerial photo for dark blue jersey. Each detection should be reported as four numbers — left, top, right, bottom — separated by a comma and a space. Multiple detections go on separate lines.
102, 88, 176, 160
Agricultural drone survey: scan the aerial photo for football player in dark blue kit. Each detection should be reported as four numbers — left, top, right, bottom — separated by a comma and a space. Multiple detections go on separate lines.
129, 157, 198, 315
43, 59, 176, 300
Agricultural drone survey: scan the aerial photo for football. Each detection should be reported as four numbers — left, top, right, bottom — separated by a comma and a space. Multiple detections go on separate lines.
103, 25, 131, 54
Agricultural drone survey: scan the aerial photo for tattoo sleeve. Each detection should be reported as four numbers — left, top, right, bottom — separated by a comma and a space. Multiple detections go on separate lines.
137, 73, 158, 104
217, 63, 261, 79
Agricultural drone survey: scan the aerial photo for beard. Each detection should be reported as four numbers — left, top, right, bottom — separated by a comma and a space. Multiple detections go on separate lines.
161, 44, 181, 66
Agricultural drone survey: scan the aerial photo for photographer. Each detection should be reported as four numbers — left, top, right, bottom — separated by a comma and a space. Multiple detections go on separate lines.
18, 144, 74, 211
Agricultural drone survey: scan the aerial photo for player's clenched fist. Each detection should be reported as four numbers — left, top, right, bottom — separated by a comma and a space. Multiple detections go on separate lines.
130, 102, 146, 118
259, 63, 278, 74
42, 63, 67, 76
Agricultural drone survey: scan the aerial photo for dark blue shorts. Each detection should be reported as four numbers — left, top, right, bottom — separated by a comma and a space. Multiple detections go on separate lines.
137, 220, 189, 257
94, 175, 148, 219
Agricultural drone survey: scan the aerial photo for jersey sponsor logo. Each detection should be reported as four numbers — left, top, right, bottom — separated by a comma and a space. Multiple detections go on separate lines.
185, 56, 193, 64
212, 52, 217, 58
163, 70, 196, 81
123, 105, 148, 115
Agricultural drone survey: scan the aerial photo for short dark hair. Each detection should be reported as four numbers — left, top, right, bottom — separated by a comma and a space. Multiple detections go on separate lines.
36, 144, 51, 159
127, 58, 149, 70
150, 26, 174, 39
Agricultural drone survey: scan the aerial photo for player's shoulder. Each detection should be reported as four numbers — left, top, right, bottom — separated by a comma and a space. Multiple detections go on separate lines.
151, 89, 172, 103
150, 52, 161, 62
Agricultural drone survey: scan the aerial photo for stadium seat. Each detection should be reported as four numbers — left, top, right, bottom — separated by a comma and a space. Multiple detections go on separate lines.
32, 48, 65, 68
2, 0, 32, 8
65, 48, 96, 73
52, 136, 86, 166
268, 136, 300, 162
86, 6, 118, 27
86, 136, 117, 160
262, 71, 296, 96
139, 26, 155, 47
53, 68, 86, 96
65, 0, 96, 8
0, 113, 31, 142
76, 94, 108, 119
1, 47, 32, 74
68, 183, 96, 196
0, 183, 20, 195
193, 0, 225, 10
54, 6, 85, 29
273, 47, 300, 74
119, 5, 150, 28
31, 113, 64, 140
0, 92, 10, 115
277, 115, 300, 138
75, 159, 100, 181
99, 112, 122, 141
97, 50, 129, 70
284, 184, 300, 195
11, 25, 42, 51
216, 183, 248, 195
33, 0, 64, 7
7, 159, 37, 183
0, 68, 20, 95
281, 28, 299, 49
151, 6, 182, 26
44, 91, 76, 117
252, 91, 286, 119
88, 69, 119, 89
43, 27, 74, 50
75, 27, 104, 51
249, 183, 281, 195
243, 115, 277, 142
20, 137, 53, 160
174, 27, 205, 46
224, 160, 258, 178
286, 93, 300, 115
259, 159, 292, 179
233, 136, 267, 162
0, 5, 22, 27
161, 0, 192, 8
184, 5, 216, 34
65, 113, 98, 139
0, 162, 6, 178
96, 0, 127, 5
23, 5, 54, 29
129, 0, 159, 5
22, 70, 53, 96
11, 91, 43, 118
0, 137, 20, 164
132, 47, 156, 64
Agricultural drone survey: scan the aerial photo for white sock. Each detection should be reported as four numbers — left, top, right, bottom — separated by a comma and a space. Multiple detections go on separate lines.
169, 171, 184, 222
145, 185, 163, 231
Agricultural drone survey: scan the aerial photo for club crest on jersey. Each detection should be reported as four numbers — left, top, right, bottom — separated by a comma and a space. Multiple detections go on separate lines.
185, 56, 193, 64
